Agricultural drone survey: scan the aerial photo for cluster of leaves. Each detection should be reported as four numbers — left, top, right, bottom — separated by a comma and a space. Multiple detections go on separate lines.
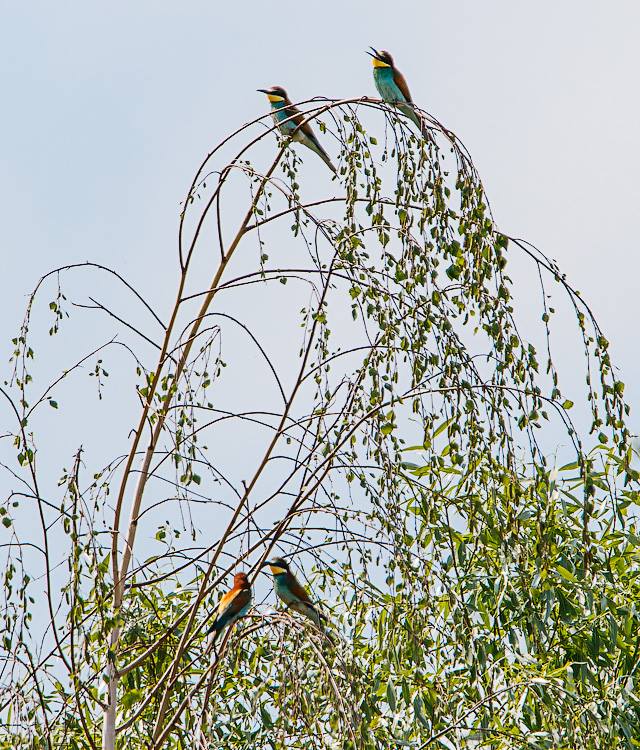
1, 98, 638, 749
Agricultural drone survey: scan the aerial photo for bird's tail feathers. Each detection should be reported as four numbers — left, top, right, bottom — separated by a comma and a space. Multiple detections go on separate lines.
398, 103, 434, 143
308, 605, 337, 646
321, 624, 337, 646
300, 134, 337, 174
207, 622, 221, 639
317, 148, 337, 175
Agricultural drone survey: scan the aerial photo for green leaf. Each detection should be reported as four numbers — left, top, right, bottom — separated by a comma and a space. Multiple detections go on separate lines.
433, 418, 453, 438
556, 565, 577, 583
260, 705, 273, 728
559, 460, 580, 471
122, 689, 143, 710
386, 679, 396, 713
445, 263, 461, 280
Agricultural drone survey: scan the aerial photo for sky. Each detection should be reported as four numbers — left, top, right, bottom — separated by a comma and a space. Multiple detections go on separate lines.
1, 2, 639, 594
2, 1, 638, 396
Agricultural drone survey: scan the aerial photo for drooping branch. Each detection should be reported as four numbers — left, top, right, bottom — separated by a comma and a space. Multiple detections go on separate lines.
2, 95, 636, 750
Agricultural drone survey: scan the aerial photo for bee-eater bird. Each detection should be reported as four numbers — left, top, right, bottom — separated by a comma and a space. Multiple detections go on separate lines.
263, 557, 328, 628
366, 48, 430, 139
207, 572, 252, 643
257, 86, 337, 174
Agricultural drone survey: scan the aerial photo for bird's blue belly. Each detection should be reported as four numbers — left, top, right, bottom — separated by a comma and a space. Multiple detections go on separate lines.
236, 603, 251, 620
374, 69, 407, 103
272, 105, 296, 135
274, 578, 297, 605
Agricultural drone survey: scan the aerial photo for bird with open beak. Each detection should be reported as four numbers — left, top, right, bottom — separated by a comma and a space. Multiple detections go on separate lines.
366, 47, 430, 138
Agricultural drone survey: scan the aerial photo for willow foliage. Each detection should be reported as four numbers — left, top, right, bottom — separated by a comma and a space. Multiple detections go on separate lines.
1, 97, 638, 749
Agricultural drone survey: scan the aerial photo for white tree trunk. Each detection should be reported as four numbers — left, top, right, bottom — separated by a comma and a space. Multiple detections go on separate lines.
102, 625, 120, 750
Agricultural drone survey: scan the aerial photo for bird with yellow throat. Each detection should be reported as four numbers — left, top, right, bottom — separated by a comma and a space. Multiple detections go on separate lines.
367, 48, 431, 139
258, 86, 337, 174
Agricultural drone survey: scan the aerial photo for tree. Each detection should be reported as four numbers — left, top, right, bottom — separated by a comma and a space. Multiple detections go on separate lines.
1, 96, 638, 749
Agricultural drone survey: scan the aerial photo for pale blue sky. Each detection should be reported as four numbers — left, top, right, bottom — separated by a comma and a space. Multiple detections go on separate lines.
2, 2, 638, 392
1, 1, 639, 532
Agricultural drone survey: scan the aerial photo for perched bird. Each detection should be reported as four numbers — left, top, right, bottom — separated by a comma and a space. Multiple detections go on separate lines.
366, 48, 430, 138
257, 86, 337, 174
263, 557, 328, 629
207, 572, 252, 643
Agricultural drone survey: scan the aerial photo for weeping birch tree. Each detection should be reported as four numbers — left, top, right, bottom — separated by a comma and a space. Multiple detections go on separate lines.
1, 95, 639, 749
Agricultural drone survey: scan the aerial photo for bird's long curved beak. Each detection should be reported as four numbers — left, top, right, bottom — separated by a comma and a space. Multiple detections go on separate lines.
257, 89, 270, 94
366, 47, 379, 60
